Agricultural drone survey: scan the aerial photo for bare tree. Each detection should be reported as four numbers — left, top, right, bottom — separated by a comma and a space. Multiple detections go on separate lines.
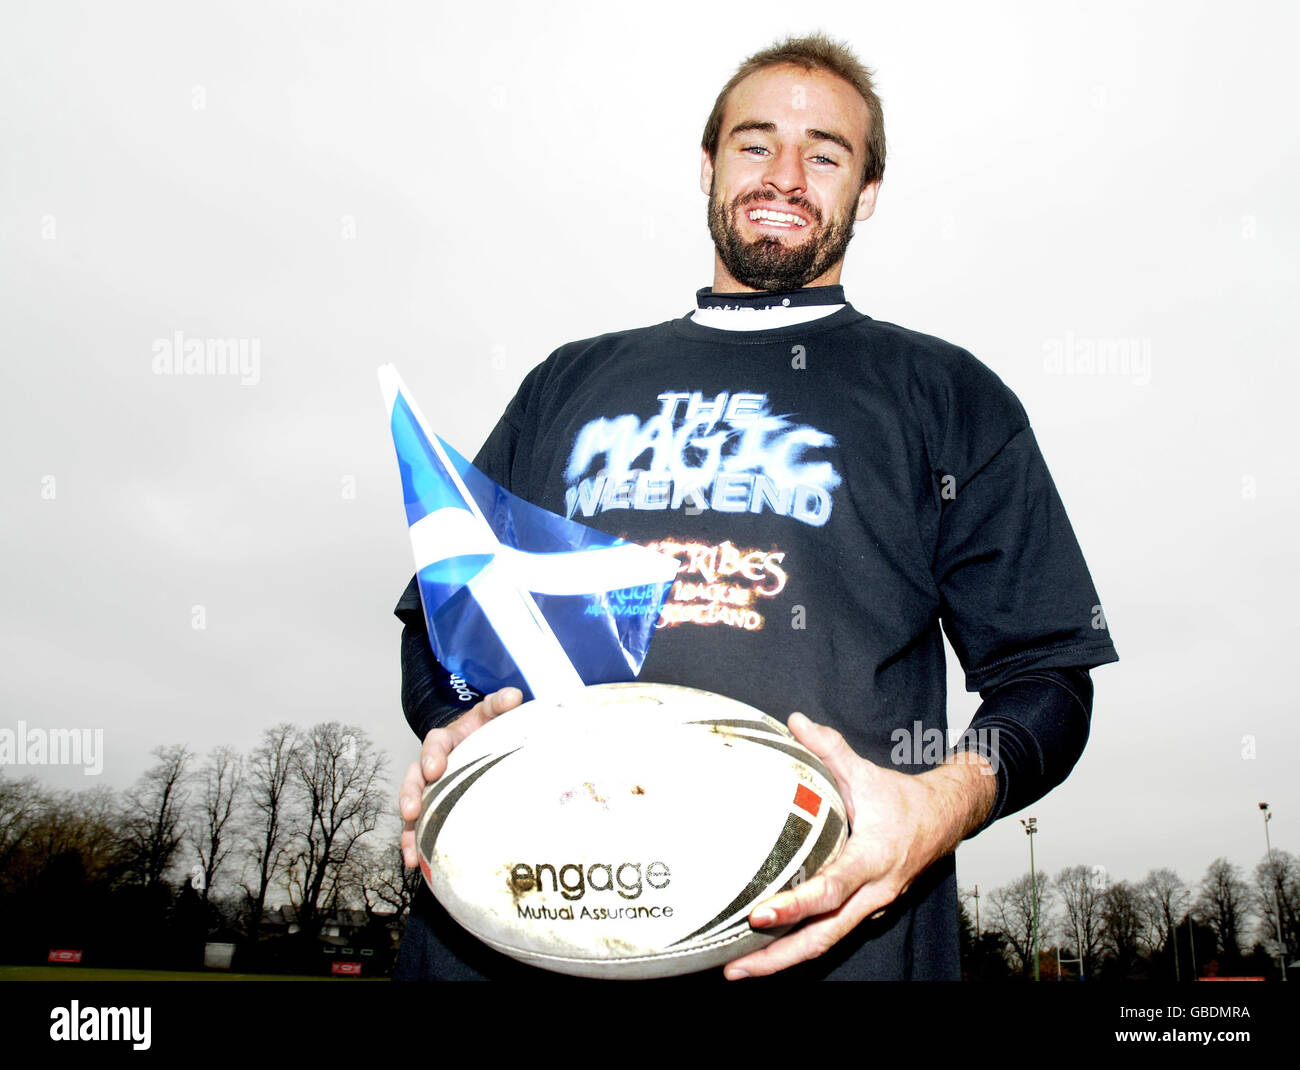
344, 835, 422, 921
285, 723, 387, 937
241, 723, 298, 937
1100, 879, 1146, 976
0, 776, 44, 874
119, 744, 193, 888
958, 885, 1011, 980
188, 745, 243, 904
1196, 857, 1249, 963
48, 785, 124, 885
1055, 865, 1105, 977
988, 871, 1051, 977
5, 784, 123, 885
1141, 868, 1189, 980
1253, 849, 1300, 965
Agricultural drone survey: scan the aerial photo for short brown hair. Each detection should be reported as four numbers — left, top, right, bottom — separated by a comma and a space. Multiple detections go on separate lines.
701, 33, 885, 188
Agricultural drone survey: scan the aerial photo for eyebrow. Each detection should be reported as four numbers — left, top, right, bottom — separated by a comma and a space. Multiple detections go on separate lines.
726, 120, 856, 156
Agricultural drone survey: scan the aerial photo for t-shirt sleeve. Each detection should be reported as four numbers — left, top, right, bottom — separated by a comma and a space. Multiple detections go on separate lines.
469, 357, 549, 484
933, 423, 1118, 693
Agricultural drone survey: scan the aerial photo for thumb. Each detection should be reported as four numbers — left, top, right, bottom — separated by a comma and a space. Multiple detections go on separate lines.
787, 712, 864, 828
788, 712, 858, 779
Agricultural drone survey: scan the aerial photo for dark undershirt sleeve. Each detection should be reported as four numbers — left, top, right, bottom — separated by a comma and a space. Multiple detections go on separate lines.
952, 665, 1094, 834
395, 574, 484, 741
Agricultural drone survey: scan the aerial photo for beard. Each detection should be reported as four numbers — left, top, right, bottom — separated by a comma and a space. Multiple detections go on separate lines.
707, 181, 856, 291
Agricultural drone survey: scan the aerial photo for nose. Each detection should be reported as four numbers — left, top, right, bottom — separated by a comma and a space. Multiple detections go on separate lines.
762, 145, 807, 197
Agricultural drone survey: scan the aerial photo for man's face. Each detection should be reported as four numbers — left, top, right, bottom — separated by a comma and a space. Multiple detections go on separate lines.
702, 64, 880, 292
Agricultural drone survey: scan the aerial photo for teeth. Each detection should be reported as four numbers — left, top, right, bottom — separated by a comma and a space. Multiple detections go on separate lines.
747, 208, 807, 226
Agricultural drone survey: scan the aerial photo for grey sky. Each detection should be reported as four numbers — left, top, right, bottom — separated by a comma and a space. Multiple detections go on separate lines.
2, 0, 1296, 907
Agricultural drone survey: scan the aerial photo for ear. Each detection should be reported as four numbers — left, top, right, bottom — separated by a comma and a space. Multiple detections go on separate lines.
700, 149, 715, 196
855, 179, 882, 222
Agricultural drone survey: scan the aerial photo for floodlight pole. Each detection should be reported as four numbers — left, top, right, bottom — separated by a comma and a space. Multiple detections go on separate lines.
1022, 817, 1039, 982
1261, 803, 1288, 982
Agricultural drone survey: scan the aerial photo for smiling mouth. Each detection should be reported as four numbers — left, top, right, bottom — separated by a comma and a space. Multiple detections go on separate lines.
746, 207, 809, 228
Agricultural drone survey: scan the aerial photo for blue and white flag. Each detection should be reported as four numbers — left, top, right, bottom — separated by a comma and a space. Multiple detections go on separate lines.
379, 365, 677, 700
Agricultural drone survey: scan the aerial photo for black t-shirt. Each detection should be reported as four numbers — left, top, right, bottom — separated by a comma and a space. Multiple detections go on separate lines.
395, 301, 1117, 980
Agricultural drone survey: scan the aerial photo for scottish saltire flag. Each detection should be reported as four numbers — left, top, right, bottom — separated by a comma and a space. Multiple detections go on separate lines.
379, 365, 677, 700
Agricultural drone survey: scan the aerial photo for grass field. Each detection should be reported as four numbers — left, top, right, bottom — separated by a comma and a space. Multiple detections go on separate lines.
0, 965, 382, 982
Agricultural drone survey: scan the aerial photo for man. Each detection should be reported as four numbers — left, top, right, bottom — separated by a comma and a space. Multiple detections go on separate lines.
393, 33, 1117, 981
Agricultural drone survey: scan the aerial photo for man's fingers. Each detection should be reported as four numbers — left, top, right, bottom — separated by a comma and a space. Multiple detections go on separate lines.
398, 759, 427, 869
399, 760, 425, 822
447, 686, 525, 746
748, 837, 884, 928
421, 687, 525, 781
482, 685, 525, 721
419, 726, 453, 783
750, 871, 845, 928
400, 690, 527, 870
718, 713, 921, 978
726, 884, 884, 979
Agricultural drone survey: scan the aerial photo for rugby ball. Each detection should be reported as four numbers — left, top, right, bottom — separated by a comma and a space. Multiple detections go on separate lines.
415, 682, 848, 979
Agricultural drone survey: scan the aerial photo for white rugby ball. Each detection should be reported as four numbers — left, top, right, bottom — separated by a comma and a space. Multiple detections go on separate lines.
416, 682, 848, 979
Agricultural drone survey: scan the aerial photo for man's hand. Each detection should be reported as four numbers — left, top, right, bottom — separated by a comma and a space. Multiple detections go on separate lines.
399, 687, 525, 870
723, 711, 997, 980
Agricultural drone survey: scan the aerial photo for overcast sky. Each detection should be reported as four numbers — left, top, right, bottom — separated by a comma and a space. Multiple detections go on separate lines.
1, 0, 1296, 908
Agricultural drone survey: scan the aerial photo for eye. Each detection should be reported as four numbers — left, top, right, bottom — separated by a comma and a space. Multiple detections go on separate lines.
810, 154, 838, 166
741, 145, 771, 156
